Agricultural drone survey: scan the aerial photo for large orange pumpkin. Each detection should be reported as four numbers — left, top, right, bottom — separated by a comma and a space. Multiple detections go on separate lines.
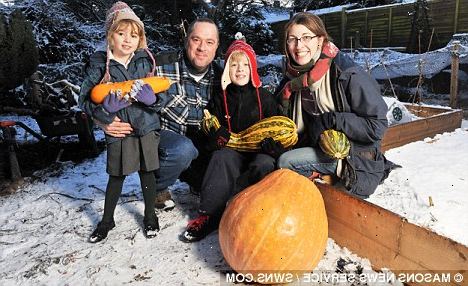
219, 169, 328, 284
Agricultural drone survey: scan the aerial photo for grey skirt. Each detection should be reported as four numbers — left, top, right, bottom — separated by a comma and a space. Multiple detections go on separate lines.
107, 131, 160, 176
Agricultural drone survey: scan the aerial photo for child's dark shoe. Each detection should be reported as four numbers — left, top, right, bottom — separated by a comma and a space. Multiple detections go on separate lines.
180, 214, 218, 243
154, 189, 175, 211
89, 220, 115, 243
143, 217, 160, 238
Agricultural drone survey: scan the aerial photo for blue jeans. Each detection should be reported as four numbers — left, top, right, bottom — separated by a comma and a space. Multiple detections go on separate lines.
156, 129, 198, 191
277, 147, 337, 177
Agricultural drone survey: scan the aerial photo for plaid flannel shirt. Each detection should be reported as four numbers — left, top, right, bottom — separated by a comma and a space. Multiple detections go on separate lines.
155, 51, 219, 135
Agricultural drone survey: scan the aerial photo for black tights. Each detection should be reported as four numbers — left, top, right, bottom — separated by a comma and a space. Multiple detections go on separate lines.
101, 171, 157, 224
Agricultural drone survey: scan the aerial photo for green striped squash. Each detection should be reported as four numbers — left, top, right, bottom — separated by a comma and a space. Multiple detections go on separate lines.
319, 129, 350, 160
202, 109, 298, 152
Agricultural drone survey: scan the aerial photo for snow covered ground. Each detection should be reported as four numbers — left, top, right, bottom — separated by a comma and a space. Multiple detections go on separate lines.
371, 121, 468, 246
0, 114, 467, 285
0, 138, 383, 285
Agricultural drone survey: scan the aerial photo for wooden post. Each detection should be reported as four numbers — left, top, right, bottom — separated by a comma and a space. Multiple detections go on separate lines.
0, 125, 22, 180
341, 7, 347, 48
387, 7, 393, 46
454, 0, 460, 33
355, 30, 360, 48
450, 41, 460, 108
364, 11, 368, 47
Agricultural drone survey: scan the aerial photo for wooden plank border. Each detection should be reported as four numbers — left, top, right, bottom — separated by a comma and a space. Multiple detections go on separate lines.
316, 183, 468, 285
381, 105, 463, 152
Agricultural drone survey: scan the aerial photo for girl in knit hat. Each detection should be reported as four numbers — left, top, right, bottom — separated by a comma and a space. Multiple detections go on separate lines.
79, 1, 162, 243
180, 37, 281, 242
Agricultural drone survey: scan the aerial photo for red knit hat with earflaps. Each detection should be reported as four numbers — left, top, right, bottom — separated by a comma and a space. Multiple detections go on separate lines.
221, 40, 263, 132
221, 40, 261, 90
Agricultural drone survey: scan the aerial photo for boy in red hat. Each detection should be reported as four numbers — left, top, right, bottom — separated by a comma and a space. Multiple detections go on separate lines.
180, 38, 282, 242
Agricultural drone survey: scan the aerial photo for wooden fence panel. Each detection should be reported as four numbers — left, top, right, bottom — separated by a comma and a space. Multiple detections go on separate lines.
429, 0, 458, 48
270, 0, 468, 51
346, 11, 368, 48
459, 0, 468, 33
367, 9, 392, 48
389, 5, 413, 48
322, 12, 342, 45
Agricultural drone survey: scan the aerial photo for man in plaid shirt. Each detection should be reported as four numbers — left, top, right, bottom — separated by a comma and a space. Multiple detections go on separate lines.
97, 18, 221, 210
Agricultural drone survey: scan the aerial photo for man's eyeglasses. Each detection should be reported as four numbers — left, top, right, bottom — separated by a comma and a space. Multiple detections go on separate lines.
286, 35, 319, 46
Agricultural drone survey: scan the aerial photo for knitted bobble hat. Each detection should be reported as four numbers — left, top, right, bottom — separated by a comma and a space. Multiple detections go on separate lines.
221, 39, 261, 91
105, 1, 147, 48
101, 1, 155, 83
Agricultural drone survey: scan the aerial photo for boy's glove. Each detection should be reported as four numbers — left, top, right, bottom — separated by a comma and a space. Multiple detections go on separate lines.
261, 137, 286, 159
280, 81, 292, 100
308, 112, 335, 146
133, 83, 156, 106
102, 91, 131, 113
206, 126, 231, 151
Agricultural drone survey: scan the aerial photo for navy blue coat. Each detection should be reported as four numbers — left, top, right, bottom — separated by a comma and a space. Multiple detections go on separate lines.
79, 49, 162, 144
278, 51, 395, 198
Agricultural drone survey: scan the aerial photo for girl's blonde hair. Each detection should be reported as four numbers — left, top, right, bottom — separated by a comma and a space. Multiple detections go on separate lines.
107, 19, 146, 50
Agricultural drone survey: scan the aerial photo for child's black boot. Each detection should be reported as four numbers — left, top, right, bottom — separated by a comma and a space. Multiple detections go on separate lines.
143, 216, 160, 238
89, 220, 115, 243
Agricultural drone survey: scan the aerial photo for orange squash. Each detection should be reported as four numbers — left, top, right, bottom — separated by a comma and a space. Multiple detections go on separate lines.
219, 169, 328, 284
90, 76, 173, 104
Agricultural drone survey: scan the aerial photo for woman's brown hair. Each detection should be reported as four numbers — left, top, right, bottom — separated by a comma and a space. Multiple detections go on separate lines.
283, 12, 331, 53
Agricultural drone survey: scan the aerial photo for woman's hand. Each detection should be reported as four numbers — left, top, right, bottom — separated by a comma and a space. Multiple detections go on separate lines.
309, 112, 336, 146
94, 117, 133, 138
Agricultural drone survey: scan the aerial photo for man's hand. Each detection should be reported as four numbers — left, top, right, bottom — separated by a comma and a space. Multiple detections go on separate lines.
94, 117, 133, 138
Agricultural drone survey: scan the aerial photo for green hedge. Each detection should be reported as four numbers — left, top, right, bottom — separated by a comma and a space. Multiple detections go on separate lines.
0, 9, 38, 92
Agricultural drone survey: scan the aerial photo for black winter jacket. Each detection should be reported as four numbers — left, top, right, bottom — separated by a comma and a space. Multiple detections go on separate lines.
210, 84, 279, 133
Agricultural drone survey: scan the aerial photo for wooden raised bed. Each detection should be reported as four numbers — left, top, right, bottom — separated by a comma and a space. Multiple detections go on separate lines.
318, 105, 466, 285
317, 184, 468, 285
381, 104, 463, 152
